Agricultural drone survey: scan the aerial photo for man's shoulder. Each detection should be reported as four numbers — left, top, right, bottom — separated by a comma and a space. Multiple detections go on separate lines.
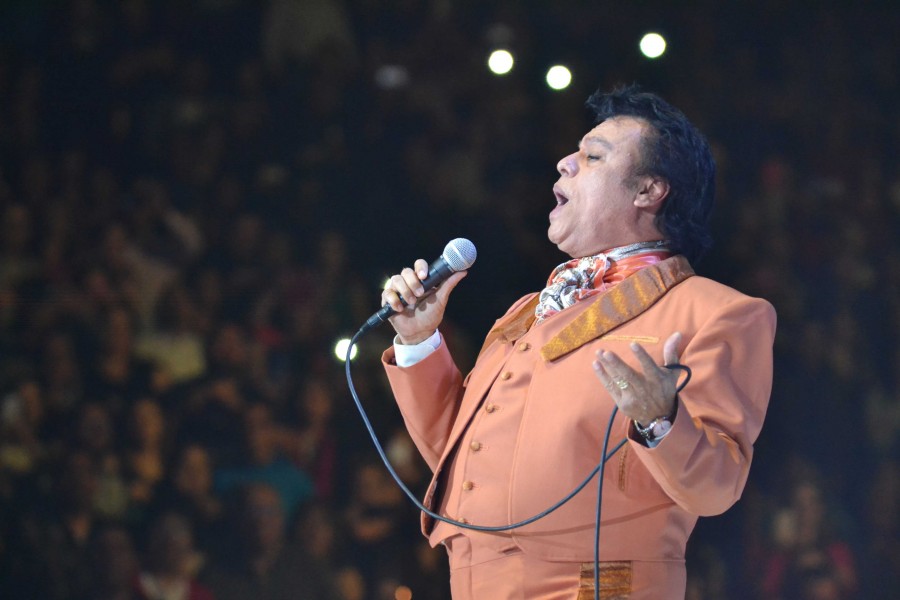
670, 274, 776, 317
677, 273, 762, 300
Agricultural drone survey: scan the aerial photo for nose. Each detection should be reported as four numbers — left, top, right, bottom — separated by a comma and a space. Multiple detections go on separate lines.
557, 151, 578, 177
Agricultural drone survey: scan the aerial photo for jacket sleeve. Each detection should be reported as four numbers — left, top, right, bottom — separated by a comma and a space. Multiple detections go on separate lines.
629, 295, 776, 516
382, 342, 464, 472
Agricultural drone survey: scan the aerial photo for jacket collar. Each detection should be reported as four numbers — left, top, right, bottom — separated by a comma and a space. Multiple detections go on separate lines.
478, 255, 695, 361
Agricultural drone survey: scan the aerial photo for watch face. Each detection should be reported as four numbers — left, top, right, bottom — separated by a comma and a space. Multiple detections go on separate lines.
652, 419, 672, 438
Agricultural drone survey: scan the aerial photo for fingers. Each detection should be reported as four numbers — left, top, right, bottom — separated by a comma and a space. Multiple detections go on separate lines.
592, 353, 613, 388
595, 338, 682, 424
663, 331, 682, 366
413, 259, 429, 279
382, 273, 413, 312
630, 341, 661, 377
382, 260, 429, 312
593, 350, 638, 389
600, 337, 681, 386
593, 352, 628, 398
381, 259, 467, 314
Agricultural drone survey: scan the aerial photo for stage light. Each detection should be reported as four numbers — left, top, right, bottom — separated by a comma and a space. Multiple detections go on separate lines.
545, 65, 572, 90
488, 49, 514, 75
334, 338, 358, 361
639, 32, 667, 59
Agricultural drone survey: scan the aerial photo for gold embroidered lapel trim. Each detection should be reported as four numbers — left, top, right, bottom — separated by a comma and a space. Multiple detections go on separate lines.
540, 256, 695, 361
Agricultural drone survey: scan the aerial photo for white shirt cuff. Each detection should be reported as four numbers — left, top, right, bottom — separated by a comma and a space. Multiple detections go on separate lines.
393, 330, 442, 367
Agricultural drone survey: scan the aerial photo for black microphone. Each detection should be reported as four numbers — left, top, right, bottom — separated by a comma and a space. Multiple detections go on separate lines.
360, 238, 477, 334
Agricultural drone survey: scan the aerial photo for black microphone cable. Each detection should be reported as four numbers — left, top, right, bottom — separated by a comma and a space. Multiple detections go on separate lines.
592, 363, 690, 600
345, 327, 691, 600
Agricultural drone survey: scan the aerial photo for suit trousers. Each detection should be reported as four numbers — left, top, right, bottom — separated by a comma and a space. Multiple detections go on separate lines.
444, 535, 685, 600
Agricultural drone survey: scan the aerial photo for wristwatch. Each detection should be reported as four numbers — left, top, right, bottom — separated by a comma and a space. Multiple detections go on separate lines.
634, 414, 674, 443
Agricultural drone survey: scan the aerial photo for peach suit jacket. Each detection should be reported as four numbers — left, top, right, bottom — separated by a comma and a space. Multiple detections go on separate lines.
382, 255, 776, 566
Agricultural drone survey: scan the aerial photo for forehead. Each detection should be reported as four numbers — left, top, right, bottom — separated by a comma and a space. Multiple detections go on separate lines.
581, 116, 649, 150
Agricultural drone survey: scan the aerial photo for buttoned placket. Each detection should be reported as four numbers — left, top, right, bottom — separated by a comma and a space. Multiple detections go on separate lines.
447, 338, 534, 527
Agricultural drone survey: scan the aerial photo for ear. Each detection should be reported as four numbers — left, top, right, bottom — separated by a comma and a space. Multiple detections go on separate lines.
633, 177, 670, 212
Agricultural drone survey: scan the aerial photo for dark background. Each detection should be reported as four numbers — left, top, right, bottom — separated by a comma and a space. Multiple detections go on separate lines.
0, 1, 897, 599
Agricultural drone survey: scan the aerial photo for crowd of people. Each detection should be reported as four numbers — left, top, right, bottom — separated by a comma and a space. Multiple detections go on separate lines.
0, 1, 897, 599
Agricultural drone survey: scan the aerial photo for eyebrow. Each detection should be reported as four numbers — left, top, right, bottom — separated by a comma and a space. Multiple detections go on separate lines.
579, 136, 614, 150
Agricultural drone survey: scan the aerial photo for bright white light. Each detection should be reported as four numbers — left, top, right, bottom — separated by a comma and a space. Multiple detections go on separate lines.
334, 338, 358, 361
488, 49, 514, 75
640, 33, 667, 59
545, 65, 572, 90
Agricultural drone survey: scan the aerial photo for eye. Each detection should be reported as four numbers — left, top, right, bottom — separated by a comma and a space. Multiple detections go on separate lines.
586, 154, 601, 162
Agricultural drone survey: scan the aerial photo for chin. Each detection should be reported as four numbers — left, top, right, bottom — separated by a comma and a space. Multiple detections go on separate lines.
551, 241, 576, 258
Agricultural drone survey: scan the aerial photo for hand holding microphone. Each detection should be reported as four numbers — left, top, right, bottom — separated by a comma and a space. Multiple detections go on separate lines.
362, 238, 476, 342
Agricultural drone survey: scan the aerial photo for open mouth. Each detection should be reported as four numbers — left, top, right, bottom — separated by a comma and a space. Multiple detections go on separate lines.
553, 185, 569, 206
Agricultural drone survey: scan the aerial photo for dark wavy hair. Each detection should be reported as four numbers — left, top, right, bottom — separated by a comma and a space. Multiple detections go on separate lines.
586, 84, 715, 264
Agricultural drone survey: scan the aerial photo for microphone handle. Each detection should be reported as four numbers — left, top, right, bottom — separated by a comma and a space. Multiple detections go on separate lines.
361, 256, 455, 333
418, 257, 455, 292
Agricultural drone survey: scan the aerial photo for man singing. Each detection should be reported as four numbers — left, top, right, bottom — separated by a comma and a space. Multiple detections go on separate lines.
378, 85, 775, 599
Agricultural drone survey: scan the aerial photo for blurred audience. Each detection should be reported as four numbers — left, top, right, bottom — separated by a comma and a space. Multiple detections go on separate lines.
9, 451, 103, 599
214, 402, 314, 522
344, 460, 416, 597
203, 483, 338, 600
151, 442, 224, 557
135, 512, 214, 600
0, 1, 897, 598
87, 524, 140, 600
762, 476, 858, 599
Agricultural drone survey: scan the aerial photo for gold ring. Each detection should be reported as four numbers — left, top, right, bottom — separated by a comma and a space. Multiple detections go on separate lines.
615, 378, 630, 390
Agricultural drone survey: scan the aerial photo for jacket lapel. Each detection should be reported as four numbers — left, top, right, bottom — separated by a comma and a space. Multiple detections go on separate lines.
444, 255, 691, 453
541, 255, 694, 361
475, 294, 540, 359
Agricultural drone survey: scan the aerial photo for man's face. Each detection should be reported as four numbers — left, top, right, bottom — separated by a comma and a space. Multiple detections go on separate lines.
549, 116, 652, 258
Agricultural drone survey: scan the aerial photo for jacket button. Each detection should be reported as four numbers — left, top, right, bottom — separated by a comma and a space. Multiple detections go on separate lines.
485, 403, 497, 413
518, 342, 531, 351
500, 371, 512, 380
470, 441, 482, 451
462, 481, 474, 491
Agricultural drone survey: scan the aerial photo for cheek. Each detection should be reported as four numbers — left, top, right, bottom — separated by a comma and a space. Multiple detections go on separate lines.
585, 181, 631, 219
578, 181, 608, 211
580, 195, 610, 227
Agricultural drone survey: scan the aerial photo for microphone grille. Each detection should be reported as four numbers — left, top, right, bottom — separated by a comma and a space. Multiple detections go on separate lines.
442, 238, 477, 272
